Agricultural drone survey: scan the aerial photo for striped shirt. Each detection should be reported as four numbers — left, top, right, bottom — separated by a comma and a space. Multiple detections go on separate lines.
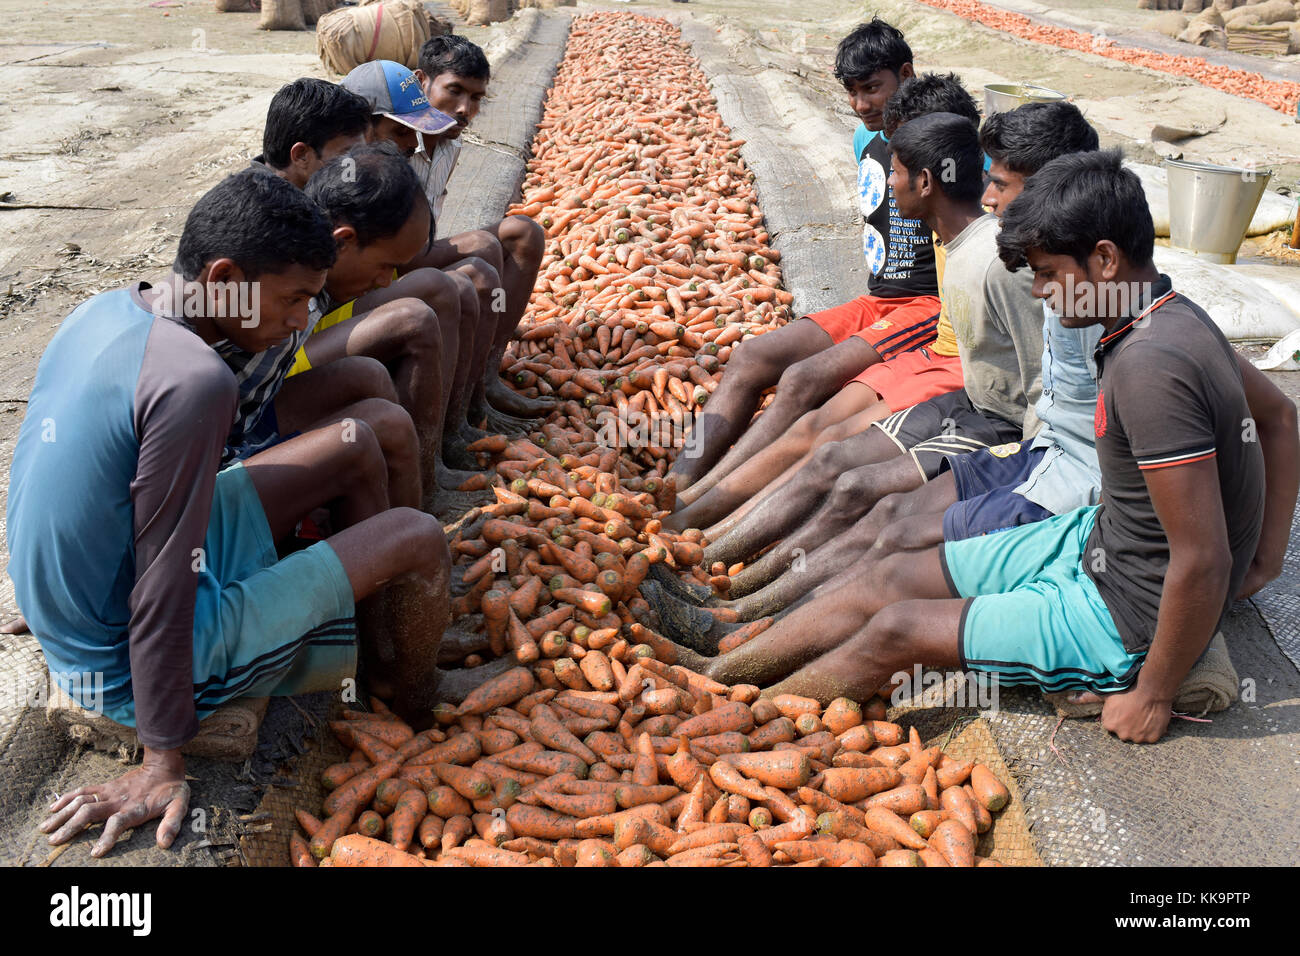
411, 136, 461, 224
216, 297, 327, 463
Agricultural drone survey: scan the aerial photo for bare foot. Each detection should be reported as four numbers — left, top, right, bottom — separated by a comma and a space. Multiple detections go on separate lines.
487, 377, 556, 417
1, 616, 30, 635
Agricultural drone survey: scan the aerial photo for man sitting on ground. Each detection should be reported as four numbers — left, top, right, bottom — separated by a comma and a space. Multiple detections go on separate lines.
253, 77, 371, 188
686, 113, 1044, 588
653, 102, 1103, 631
12, 170, 481, 858
665, 18, 939, 506
412, 35, 551, 431
684, 151, 1297, 746
665, 72, 982, 535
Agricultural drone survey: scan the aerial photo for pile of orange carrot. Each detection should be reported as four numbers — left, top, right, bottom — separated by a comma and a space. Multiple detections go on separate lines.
444, 11, 792, 659
917, 0, 1300, 115
294, 674, 1012, 867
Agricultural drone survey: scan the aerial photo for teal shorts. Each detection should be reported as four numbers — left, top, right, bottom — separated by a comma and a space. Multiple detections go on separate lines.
102, 462, 357, 727
939, 505, 1144, 693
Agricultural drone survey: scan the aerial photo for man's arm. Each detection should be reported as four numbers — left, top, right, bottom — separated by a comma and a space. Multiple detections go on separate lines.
41, 339, 237, 856
1101, 457, 1231, 743
1235, 354, 1299, 598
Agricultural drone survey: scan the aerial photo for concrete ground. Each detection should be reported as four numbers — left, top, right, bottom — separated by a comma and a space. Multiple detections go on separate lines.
0, 0, 1296, 865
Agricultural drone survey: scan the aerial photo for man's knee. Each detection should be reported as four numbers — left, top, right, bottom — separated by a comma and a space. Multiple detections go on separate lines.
379, 298, 440, 356
776, 356, 831, 407
350, 398, 419, 456
726, 333, 791, 386
861, 602, 917, 665
392, 508, 450, 577
458, 229, 505, 273
337, 418, 387, 485
457, 256, 501, 298
499, 215, 544, 265
812, 442, 858, 488
333, 356, 398, 405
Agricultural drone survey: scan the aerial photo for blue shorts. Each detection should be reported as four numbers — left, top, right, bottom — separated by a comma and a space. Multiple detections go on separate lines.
940, 505, 1144, 693
102, 462, 357, 727
942, 442, 1053, 541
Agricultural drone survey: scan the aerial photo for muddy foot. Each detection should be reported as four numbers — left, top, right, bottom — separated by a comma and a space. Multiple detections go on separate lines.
430, 488, 497, 522
641, 580, 721, 655
487, 377, 556, 418
442, 439, 479, 472
458, 421, 496, 446
435, 459, 484, 492
437, 624, 491, 665
434, 656, 517, 704
648, 562, 716, 607
1, 616, 30, 635
483, 406, 538, 438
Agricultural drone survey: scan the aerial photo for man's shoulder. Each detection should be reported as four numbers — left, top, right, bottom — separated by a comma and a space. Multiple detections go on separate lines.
140, 313, 238, 403
854, 123, 878, 161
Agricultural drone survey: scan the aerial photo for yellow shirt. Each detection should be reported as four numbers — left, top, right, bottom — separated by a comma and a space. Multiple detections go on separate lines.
931, 233, 960, 357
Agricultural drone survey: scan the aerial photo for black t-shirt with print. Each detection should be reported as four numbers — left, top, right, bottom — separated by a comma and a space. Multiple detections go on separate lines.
857, 131, 939, 299
1084, 275, 1265, 653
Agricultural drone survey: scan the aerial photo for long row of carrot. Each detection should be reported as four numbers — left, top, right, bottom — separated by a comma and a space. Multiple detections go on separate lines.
288, 11, 1015, 866
917, 0, 1300, 115
294, 674, 1009, 867
445, 10, 792, 658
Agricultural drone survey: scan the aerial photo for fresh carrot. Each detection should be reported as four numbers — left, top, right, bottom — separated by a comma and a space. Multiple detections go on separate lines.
969, 763, 1010, 812
930, 818, 976, 868
330, 834, 425, 867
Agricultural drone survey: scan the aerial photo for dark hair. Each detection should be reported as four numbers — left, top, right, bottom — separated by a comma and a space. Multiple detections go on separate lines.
419, 34, 490, 82
883, 73, 980, 138
261, 78, 372, 171
174, 169, 336, 282
304, 142, 430, 248
888, 112, 983, 203
834, 18, 912, 85
997, 149, 1154, 270
980, 101, 1100, 177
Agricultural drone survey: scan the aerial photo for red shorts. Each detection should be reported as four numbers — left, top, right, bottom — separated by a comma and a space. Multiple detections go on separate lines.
850, 347, 964, 413
806, 293, 941, 358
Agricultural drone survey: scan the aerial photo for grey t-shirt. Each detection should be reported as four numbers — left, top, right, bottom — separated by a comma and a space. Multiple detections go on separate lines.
941, 214, 1044, 436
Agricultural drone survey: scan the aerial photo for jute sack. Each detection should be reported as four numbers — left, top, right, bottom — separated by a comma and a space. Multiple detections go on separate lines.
302, 0, 336, 25
467, 0, 511, 25
1179, 4, 1230, 44
317, 0, 450, 74
215, 0, 258, 11
260, 0, 306, 30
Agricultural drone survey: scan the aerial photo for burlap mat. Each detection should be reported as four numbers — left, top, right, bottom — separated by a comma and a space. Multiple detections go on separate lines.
46, 683, 269, 763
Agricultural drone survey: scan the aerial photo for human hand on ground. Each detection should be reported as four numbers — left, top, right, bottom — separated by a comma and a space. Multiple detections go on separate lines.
40, 748, 189, 858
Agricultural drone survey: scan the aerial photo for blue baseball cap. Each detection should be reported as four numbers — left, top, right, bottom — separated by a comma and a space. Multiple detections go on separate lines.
341, 60, 456, 136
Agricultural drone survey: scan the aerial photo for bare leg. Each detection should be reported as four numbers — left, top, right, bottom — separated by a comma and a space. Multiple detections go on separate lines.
705, 546, 955, 689
677, 338, 883, 512
298, 296, 468, 496
485, 216, 552, 420
668, 319, 833, 497
669, 381, 888, 532
274, 357, 421, 510
243, 423, 503, 721
767, 598, 965, 703
702, 427, 918, 568
730, 473, 957, 600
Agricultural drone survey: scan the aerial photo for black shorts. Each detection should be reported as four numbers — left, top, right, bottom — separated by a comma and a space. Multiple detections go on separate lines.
870, 389, 1023, 481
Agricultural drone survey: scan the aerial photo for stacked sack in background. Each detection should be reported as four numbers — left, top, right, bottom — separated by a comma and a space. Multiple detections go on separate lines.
1142, 0, 1300, 52
254, 0, 338, 30
317, 0, 452, 73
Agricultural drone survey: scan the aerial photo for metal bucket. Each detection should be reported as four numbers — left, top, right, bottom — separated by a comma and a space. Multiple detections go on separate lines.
1165, 159, 1273, 264
983, 83, 1067, 116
